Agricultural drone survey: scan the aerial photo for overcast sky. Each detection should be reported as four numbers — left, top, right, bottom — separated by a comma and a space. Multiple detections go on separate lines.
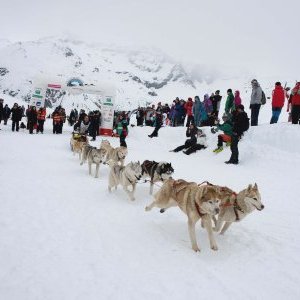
1, 0, 299, 78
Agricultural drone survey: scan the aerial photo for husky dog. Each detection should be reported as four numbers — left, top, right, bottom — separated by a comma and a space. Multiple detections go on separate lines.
72, 140, 88, 161
213, 183, 264, 234
108, 161, 143, 201
102, 143, 128, 166
87, 148, 107, 178
70, 133, 87, 151
141, 160, 174, 195
80, 145, 96, 165
100, 139, 111, 150
145, 179, 221, 252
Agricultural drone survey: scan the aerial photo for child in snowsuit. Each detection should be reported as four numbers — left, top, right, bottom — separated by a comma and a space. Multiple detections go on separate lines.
213, 113, 233, 153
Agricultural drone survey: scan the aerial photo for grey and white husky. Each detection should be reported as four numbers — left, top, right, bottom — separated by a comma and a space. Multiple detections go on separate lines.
108, 161, 143, 201
80, 145, 96, 165
87, 148, 107, 178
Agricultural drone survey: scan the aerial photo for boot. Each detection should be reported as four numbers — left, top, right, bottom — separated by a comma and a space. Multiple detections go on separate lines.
213, 147, 223, 153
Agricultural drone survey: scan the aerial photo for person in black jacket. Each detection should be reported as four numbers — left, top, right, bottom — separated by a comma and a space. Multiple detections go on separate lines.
3, 104, 11, 125
225, 104, 249, 165
11, 103, 23, 132
148, 112, 163, 138
170, 123, 198, 152
27, 106, 38, 134
0, 98, 4, 125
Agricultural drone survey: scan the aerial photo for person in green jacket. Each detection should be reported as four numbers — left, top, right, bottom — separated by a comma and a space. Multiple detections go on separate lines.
225, 89, 235, 115
213, 113, 233, 153
116, 114, 128, 136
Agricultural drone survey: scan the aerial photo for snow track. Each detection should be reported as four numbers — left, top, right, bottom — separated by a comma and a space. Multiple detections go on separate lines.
0, 121, 300, 299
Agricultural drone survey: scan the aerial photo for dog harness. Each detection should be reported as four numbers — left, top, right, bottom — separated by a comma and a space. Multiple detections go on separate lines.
195, 202, 206, 218
221, 192, 244, 221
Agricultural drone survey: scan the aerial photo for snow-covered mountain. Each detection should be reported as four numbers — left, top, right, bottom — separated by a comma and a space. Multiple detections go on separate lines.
0, 37, 210, 110
0, 37, 295, 112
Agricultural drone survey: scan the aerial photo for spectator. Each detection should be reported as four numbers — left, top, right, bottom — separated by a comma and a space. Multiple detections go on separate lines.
184, 97, 194, 127
120, 124, 128, 147
3, 104, 11, 125
270, 82, 286, 124
250, 79, 263, 126
212, 113, 233, 153
11, 103, 23, 132
169, 123, 198, 152
225, 89, 235, 115
193, 96, 201, 126
0, 98, 3, 125
290, 82, 300, 124
27, 106, 38, 134
148, 112, 163, 138
225, 105, 249, 165
212, 90, 222, 117
37, 107, 46, 133
234, 90, 242, 107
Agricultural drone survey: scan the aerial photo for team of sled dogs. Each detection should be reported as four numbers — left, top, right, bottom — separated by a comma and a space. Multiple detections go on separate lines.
70, 134, 264, 252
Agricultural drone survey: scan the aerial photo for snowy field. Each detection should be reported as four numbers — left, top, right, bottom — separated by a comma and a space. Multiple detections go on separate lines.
1, 116, 300, 300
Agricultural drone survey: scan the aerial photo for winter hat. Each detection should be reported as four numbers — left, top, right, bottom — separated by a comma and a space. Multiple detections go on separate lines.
227, 89, 232, 93
275, 82, 281, 86
188, 97, 192, 101
237, 104, 244, 111
215, 90, 220, 94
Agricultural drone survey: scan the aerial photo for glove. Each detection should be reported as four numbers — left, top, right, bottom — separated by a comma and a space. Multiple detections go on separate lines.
211, 127, 217, 134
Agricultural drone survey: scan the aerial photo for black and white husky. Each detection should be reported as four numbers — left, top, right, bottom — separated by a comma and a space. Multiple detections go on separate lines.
141, 160, 174, 195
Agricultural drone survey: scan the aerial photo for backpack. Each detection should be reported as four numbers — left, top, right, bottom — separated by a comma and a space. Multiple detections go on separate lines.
261, 91, 266, 105
241, 113, 250, 133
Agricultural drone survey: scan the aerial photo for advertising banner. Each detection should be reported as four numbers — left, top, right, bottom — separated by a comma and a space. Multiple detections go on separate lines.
100, 96, 114, 136
45, 83, 63, 108
30, 88, 45, 108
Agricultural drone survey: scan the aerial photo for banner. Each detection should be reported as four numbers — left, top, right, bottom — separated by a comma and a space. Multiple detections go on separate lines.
100, 96, 114, 136
45, 83, 64, 108
30, 88, 45, 108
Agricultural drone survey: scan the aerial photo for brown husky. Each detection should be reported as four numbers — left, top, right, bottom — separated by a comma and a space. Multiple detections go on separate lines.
145, 179, 221, 252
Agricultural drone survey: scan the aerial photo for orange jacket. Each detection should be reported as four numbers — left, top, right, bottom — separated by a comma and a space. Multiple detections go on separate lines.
52, 113, 61, 124
37, 108, 46, 120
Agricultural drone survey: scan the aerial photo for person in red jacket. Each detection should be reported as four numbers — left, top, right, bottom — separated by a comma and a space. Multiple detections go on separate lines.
184, 97, 194, 127
291, 82, 300, 124
37, 107, 46, 133
270, 82, 286, 124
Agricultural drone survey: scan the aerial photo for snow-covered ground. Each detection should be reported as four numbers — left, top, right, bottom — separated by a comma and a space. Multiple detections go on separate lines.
1, 113, 300, 299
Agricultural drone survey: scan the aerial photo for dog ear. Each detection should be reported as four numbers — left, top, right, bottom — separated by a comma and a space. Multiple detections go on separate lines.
247, 184, 253, 191
254, 183, 258, 189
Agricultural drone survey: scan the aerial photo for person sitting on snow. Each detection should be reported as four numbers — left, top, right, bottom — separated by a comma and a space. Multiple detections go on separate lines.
169, 123, 207, 154
212, 113, 233, 153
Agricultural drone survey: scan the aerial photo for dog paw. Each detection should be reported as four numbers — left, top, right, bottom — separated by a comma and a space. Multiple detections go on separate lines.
145, 206, 150, 211
211, 244, 218, 251
160, 208, 165, 213
192, 245, 201, 252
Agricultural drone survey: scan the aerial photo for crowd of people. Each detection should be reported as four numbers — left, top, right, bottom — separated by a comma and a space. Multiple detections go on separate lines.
1, 79, 300, 164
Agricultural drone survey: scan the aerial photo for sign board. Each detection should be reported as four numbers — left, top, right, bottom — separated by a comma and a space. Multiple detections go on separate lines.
30, 88, 45, 108
100, 96, 115, 136
45, 83, 63, 108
